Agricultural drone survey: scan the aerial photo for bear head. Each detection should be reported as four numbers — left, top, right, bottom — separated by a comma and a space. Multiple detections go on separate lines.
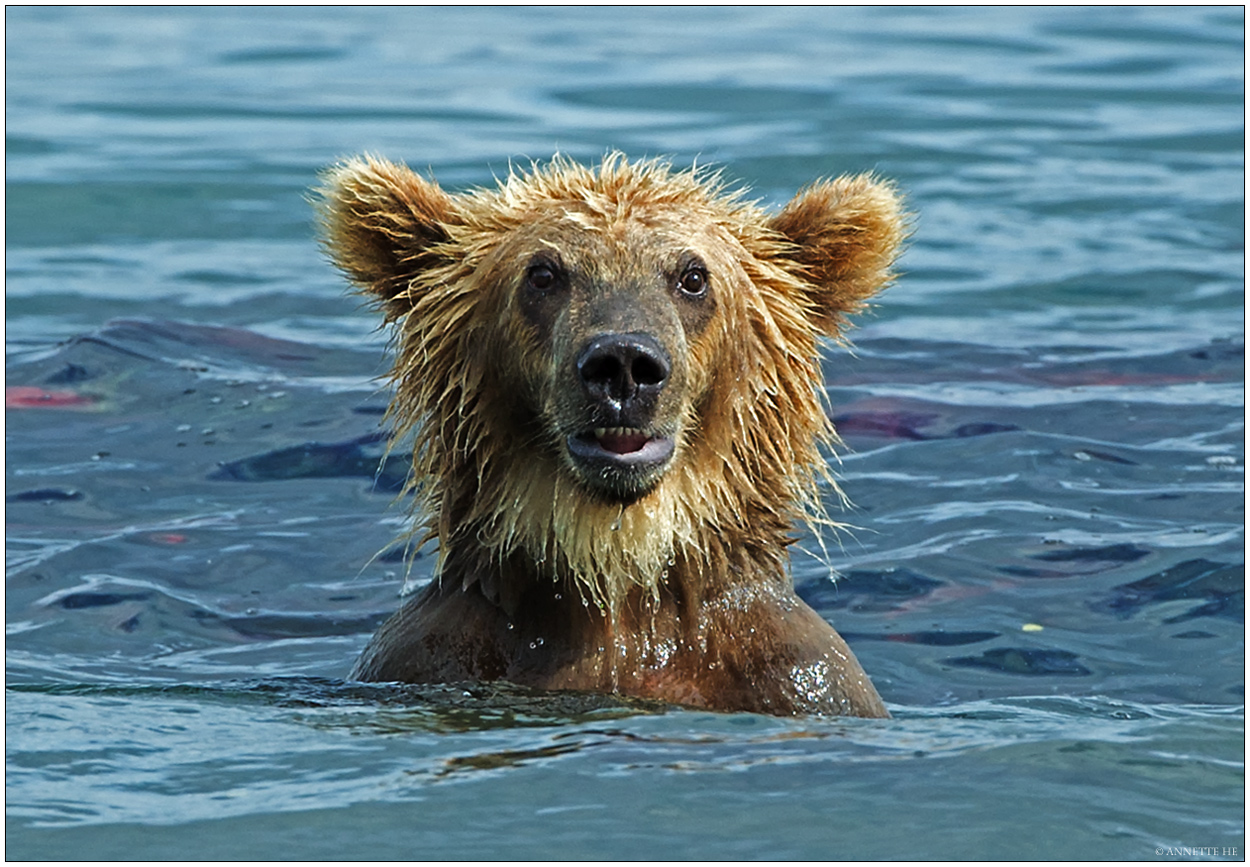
318, 153, 904, 613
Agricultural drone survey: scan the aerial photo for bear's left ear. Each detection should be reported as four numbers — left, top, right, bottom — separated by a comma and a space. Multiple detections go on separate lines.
316, 155, 462, 320
767, 175, 906, 335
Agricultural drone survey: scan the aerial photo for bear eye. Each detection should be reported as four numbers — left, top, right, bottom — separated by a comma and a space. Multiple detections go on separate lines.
676, 265, 709, 298
525, 262, 560, 292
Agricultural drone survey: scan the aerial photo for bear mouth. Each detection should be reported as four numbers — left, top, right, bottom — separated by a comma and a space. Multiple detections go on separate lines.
567, 427, 675, 466
565, 427, 676, 499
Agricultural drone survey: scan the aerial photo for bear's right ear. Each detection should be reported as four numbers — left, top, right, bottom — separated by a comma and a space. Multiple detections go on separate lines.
316, 156, 460, 317
766, 174, 906, 336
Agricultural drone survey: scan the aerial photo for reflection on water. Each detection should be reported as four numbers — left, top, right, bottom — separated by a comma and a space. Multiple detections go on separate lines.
5, 5, 1243, 861
7, 678, 1241, 859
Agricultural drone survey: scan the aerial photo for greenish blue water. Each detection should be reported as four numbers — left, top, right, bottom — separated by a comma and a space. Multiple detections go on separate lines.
6, 6, 1243, 860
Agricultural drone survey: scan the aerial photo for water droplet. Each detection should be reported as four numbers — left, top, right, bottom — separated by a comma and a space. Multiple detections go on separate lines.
529, 641, 537, 649
554, 593, 562, 601
666, 558, 675, 567
506, 622, 514, 630
534, 637, 544, 646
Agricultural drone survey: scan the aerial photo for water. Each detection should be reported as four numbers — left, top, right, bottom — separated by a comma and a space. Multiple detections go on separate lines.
5, 6, 1243, 860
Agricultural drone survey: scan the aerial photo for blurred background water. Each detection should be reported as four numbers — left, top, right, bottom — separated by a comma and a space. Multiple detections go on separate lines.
5, 6, 1243, 860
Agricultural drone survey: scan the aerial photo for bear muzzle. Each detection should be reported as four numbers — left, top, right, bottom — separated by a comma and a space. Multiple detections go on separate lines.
564, 331, 679, 497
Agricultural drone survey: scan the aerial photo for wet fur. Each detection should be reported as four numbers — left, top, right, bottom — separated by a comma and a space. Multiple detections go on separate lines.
318, 153, 904, 716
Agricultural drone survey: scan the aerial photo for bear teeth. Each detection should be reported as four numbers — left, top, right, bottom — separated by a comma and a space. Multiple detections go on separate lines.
593, 427, 643, 438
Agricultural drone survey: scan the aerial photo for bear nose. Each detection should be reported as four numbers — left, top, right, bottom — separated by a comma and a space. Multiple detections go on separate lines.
576, 333, 670, 406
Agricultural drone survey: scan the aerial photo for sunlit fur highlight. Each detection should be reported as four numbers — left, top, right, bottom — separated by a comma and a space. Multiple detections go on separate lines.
317, 152, 904, 618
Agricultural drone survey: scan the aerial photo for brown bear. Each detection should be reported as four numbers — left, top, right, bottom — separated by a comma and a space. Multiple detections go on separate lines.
318, 153, 904, 717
